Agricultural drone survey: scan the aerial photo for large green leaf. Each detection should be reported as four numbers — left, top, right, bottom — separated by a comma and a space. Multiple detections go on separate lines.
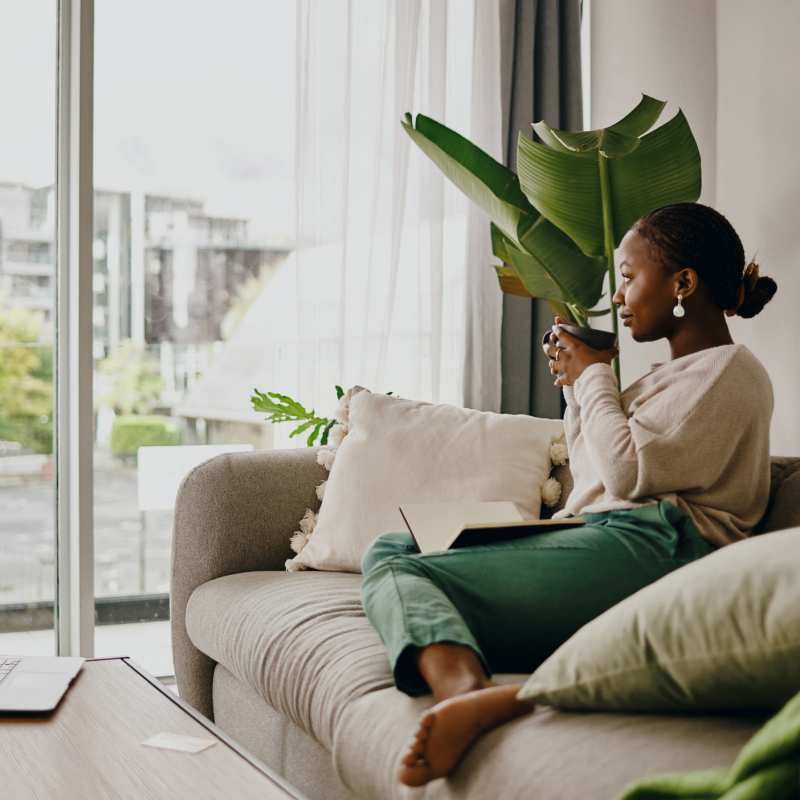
492, 263, 579, 323
517, 104, 701, 257
606, 110, 702, 243
401, 112, 534, 247
533, 94, 667, 156
517, 135, 603, 256
403, 113, 605, 308
491, 223, 606, 309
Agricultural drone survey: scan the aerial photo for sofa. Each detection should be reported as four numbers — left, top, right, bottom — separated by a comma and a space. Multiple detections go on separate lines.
171, 448, 800, 799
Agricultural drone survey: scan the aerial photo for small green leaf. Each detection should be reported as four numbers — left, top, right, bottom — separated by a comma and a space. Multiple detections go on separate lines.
307, 421, 324, 447
335, 385, 344, 400
289, 419, 316, 438
268, 392, 308, 417
320, 419, 336, 446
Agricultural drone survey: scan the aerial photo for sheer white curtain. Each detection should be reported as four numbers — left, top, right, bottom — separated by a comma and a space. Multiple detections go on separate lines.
272, 0, 503, 441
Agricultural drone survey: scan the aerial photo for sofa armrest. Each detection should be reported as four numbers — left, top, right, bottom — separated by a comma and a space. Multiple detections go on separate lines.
171, 447, 327, 719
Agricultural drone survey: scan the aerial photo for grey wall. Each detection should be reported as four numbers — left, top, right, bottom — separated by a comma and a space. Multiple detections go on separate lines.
589, 0, 798, 455
589, 0, 718, 389
716, 0, 800, 455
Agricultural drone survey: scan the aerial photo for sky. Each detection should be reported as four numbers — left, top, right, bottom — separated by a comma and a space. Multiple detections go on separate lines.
0, 1, 297, 241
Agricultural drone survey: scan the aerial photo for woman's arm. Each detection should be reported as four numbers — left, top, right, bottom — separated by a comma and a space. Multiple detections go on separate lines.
571, 361, 749, 501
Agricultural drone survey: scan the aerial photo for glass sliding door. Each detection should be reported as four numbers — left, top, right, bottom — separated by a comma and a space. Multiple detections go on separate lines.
93, 0, 296, 676
0, 2, 59, 656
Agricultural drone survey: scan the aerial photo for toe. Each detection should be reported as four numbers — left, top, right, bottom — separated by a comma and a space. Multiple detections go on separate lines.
406, 739, 425, 758
402, 749, 425, 767
419, 711, 436, 728
398, 763, 433, 788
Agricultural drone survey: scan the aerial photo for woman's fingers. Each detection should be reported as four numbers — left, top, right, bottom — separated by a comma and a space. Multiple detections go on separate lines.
552, 324, 576, 345
543, 343, 559, 359
542, 330, 559, 359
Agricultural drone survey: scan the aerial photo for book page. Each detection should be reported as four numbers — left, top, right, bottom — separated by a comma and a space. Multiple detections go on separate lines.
400, 501, 527, 553
400, 500, 585, 554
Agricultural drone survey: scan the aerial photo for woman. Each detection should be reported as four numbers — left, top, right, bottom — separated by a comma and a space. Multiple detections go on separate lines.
359, 202, 778, 787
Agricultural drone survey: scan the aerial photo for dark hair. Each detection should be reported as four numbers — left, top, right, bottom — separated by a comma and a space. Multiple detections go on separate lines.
633, 202, 777, 318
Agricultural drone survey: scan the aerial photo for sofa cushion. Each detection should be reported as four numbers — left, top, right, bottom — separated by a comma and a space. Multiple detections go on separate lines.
213, 665, 358, 800
185, 571, 394, 749
756, 456, 800, 533
189, 571, 769, 799
517, 527, 800, 712
333, 683, 765, 799
287, 390, 565, 572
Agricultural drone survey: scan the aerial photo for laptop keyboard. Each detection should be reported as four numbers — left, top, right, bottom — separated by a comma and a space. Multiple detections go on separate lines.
0, 656, 22, 684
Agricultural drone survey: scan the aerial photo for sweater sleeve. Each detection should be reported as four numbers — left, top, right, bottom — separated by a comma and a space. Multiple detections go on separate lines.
561, 385, 581, 454
570, 360, 746, 501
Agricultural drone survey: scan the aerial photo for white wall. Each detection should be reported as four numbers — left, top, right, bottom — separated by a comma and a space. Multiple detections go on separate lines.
589, 0, 718, 388
589, 0, 798, 455
716, 0, 800, 455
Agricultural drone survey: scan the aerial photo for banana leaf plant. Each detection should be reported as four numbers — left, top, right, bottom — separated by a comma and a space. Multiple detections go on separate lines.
402, 94, 702, 387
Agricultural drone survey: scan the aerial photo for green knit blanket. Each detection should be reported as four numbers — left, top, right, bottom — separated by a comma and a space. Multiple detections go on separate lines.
618, 691, 800, 799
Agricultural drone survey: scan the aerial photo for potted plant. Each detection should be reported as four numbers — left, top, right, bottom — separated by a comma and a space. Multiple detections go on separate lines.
402, 94, 701, 387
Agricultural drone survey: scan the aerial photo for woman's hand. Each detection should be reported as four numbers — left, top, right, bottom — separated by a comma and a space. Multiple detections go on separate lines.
541, 316, 618, 387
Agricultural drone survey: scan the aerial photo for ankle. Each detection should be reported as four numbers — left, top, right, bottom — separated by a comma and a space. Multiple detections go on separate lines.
431, 674, 493, 703
415, 643, 490, 700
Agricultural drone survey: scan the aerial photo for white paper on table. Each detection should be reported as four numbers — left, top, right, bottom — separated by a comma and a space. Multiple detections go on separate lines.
142, 732, 217, 754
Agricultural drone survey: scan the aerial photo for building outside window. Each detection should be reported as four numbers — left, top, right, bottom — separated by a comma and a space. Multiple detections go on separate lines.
0, 0, 296, 676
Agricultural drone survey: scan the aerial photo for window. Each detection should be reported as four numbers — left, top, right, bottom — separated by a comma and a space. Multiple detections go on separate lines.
0, 2, 58, 657
1, 0, 485, 676
91, 0, 296, 675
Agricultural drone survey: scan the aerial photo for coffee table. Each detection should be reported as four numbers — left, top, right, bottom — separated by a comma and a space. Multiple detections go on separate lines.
0, 656, 304, 799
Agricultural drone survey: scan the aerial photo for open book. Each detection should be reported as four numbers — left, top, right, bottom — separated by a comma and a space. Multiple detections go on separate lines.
399, 501, 586, 554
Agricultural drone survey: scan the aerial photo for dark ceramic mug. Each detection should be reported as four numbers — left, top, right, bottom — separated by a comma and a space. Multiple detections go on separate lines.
542, 323, 618, 352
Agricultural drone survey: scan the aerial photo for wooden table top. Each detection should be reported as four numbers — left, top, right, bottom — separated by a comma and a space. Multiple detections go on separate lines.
0, 657, 303, 800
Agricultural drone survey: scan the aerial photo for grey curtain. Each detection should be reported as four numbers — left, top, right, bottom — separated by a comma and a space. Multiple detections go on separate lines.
499, 0, 583, 418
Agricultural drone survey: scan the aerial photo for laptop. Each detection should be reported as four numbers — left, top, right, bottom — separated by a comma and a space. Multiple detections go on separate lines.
399, 500, 586, 554
0, 655, 84, 712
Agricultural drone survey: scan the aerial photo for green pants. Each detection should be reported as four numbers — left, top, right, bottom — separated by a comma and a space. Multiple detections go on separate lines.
360, 499, 714, 696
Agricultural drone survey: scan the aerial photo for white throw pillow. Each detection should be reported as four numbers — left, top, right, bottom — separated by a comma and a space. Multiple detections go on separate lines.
285, 390, 565, 572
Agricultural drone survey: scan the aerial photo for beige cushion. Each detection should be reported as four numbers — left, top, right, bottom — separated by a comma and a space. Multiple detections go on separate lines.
212, 665, 358, 800
185, 570, 394, 749
288, 390, 564, 572
333, 681, 764, 800
518, 527, 800, 711
192, 572, 764, 800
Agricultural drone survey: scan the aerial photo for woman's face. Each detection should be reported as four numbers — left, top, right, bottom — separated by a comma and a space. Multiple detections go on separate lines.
612, 228, 683, 342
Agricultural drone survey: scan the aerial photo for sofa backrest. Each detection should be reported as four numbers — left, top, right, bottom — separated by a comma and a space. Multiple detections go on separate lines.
756, 457, 800, 533
546, 456, 800, 534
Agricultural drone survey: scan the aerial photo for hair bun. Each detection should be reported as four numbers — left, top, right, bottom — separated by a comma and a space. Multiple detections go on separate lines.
737, 260, 777, 318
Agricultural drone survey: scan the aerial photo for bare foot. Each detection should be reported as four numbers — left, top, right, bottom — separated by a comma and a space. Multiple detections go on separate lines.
397, 685, 533, 787
432, 675, 495, 703
415, 642, 495, 703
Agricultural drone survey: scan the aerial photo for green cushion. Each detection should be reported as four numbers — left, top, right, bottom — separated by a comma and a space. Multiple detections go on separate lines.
517, 528, 800, 712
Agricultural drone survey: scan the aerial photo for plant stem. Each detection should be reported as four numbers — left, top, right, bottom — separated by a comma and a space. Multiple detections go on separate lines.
597, 150, 622, 389
568, 304, 588, 328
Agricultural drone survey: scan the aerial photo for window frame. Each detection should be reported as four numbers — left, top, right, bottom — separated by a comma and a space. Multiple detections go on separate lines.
55, 0, 95, 657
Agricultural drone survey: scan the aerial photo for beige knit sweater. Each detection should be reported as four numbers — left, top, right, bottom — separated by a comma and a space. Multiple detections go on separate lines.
552, 343, 774, 547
